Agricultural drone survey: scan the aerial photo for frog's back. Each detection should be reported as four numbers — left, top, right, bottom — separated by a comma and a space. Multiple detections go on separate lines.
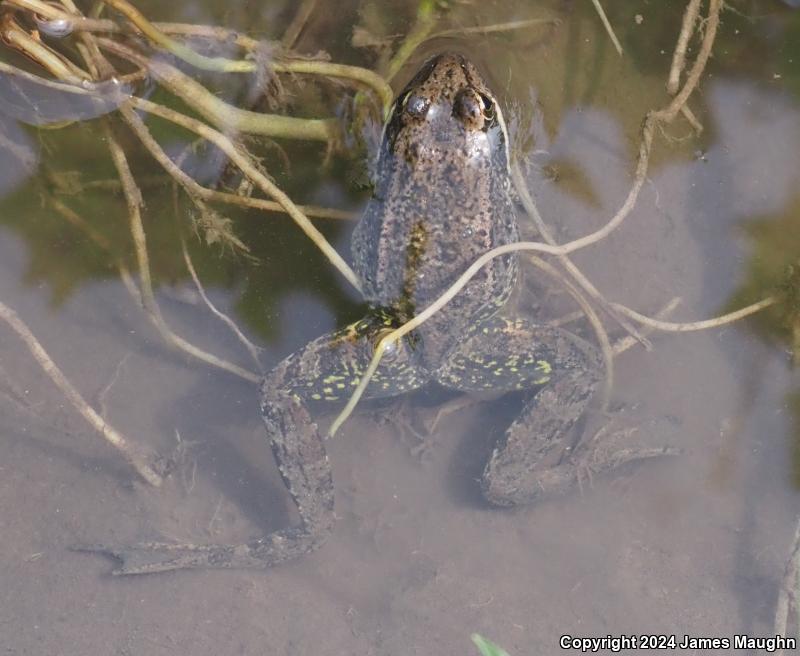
352, 53, 518, 355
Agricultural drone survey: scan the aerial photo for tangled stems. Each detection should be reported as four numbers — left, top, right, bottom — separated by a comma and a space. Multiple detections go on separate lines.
330, 245, 779, 438
0, 300, 164, 487
4, 0, 394, 111
126, 96, 361, 292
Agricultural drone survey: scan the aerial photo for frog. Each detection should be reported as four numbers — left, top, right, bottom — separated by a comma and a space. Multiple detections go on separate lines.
86, 53, 640, 575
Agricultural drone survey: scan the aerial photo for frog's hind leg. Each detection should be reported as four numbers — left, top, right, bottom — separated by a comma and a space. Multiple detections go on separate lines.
76, 388, 333, 575
439, 317, 675, 506
78, 319, 426, 574
437, 316, 605, 506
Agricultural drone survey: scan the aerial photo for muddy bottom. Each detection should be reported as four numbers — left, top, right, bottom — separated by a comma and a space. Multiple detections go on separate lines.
1, 34, 799, 656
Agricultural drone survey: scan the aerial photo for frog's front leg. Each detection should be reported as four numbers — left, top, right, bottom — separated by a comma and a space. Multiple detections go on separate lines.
79, 318, 425, 575
437, 316, 667, 506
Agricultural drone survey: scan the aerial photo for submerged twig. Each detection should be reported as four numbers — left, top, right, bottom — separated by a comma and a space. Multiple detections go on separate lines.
0, 300, 163, 486
281, 0, 318, 49
117, 103, 354, 222
428, 17, 558, 39
382, 0, 442, 81
126, 97, 361, 291
102, 120, 261, 383
512, 162, 651, 349
610, 297, 778, 333
667, 0, 702, 94
47, 197, 144, 305
613, 298, 681, 356
773, 517, 800, 654
0, 14, 90, 82
552, 0, 721, 258
589, 0, 623, 56
527, 254, 615, 408
180, 239, 264, 371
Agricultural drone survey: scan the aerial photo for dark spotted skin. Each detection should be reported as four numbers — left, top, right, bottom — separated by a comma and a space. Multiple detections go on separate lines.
87, 54, 606, 574
352, 54, 517, 362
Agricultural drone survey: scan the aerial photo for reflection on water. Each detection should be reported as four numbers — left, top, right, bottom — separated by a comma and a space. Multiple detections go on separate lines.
1, 1, 799, 654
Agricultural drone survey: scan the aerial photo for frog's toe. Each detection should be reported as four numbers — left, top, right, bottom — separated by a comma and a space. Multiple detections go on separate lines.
481, 459, 577, 506
481, 427, 682, 507
72, 541, 238, 575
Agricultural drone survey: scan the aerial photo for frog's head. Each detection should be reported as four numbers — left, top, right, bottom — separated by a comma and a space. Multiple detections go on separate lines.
381, 52, 509, 172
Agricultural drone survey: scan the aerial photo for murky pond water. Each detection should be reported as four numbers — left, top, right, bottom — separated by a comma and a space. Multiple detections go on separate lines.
1, 1, 799, 654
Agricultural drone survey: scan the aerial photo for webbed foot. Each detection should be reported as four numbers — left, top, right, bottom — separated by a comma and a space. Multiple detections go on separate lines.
78, 387, 334, 575
437, 316, 678, 506
73, 526, 322, 575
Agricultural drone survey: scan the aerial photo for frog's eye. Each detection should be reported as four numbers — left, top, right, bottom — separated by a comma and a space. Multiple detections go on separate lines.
403, 93, 431, 119
479, 93, 495, 122
453, 89, 480, 122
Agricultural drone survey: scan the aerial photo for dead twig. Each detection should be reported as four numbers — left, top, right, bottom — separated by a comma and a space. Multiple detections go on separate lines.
773, 517, 800, 654
667, 0, 702, 94
281, 0, 318, 49
512, 162, 652, 349
102, 119, 261, 383
610, 296, 778, 333
0, 300, 163, 486
526, 255, 615, 409
613, 298, 681, 356
180, 239, 264, 371
589, 0, 623, 56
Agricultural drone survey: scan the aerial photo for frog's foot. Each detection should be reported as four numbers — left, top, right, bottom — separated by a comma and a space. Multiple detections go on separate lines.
78, 389, 334, 575
435, 317, 602, 505
483, 393, 681, 506
479, 364, 597, 506
73, 528, 322, 575
572, 423, 682, 496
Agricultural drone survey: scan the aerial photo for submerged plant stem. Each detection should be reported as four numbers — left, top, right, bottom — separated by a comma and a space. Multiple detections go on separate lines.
526, 254, 615, 408
589, 0, 623, 55
103, 120, 261, 383
127, 97, 361, 292
512, 162, 650, 348
774, 516, 800, 654
281, 0, 317, 48
611, 297, 778, 332
95, 39, 336, 142
118, 103, 353, 221
382, 0, 441, 81
667, 0, 702, 94
0, 300, 163, 487
181, 240, 263, 370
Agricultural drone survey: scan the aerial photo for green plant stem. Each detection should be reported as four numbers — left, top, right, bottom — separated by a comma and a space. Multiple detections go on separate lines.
128, 97, 362, 292
382, 0, 442, 81
95, 38, 337, 142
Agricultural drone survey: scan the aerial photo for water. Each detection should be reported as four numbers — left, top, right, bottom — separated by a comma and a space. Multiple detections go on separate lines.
1, 1, 799, 654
